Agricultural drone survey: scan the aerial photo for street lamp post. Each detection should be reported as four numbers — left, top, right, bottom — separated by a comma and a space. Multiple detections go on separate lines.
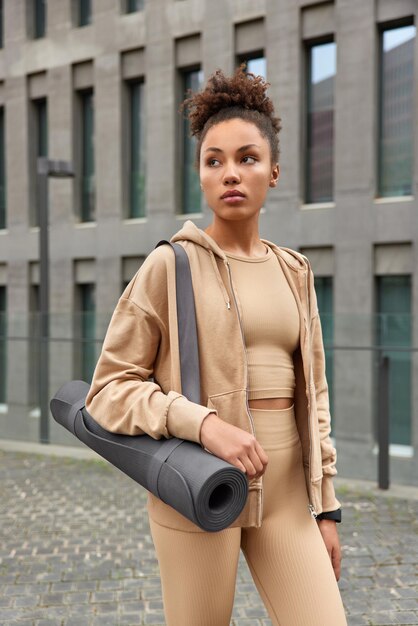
37, 157, 74, 444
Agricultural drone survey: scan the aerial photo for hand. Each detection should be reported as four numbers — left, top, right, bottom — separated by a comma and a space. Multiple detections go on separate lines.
200, 414, 268, 479
317, 519, 342, 581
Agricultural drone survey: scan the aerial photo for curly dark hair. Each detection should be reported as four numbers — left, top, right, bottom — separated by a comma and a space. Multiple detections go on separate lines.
181, 65, 282, 167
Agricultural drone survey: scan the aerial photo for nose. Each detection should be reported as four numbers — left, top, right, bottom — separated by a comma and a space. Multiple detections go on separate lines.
223, 161, 241, 185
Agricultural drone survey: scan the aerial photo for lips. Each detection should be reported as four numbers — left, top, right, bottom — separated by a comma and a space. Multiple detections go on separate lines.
221, 190, 245, 199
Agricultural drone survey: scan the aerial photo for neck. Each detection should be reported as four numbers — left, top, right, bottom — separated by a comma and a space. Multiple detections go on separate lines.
205, 215, 265, 257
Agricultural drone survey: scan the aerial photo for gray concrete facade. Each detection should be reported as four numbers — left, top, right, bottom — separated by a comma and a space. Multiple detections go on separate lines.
0, 0, 417, 485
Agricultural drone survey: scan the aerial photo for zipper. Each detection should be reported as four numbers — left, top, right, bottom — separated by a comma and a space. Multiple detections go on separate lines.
225, 261, 256, 438
225, 260, 263, 519
308, 503, 317, 519
304, 268, 316, 515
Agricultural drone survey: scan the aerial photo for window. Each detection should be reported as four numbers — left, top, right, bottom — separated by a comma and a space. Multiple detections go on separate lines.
78, 89, 95, 222
378, 23, 415, 198
314, 276, 334, 420
33, 0, 46, 38
376, 275, 412, 445
0, 107, 5, 230
127, 80, 146, 218
77, 0, 91, 27
0, 286, 6, 404
238, 54, 266, 80
180, 68, 203, 214
305, 41, 336, 204
28, 284, 40, 409
31, 98, 48, 226
75, 283, 96, 383
124, 0, 144, 12
0, 1, 3, 48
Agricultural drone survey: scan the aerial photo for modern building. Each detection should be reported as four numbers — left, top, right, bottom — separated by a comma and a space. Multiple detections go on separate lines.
0, 0, 417, 486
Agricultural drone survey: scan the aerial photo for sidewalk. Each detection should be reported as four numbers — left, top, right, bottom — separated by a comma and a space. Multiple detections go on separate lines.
0, 444, 417, 626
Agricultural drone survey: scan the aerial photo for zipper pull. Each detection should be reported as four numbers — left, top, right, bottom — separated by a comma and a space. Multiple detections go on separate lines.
227, 301, 231, 310
308, 504, 317, 519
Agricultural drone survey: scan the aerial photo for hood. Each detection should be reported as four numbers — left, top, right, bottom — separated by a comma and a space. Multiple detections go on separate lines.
171, 220, 308, 272
171, 220, 227, 259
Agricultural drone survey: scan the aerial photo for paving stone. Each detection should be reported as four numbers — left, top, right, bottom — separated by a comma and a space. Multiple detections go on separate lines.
1, 449, 417, 625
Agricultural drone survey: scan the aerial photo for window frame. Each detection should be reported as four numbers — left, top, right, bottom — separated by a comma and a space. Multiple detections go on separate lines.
302, 35, 336, 206
376, 18, 416, 199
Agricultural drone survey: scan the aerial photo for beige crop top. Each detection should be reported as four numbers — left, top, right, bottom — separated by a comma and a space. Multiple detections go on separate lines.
226, 245, 300, 400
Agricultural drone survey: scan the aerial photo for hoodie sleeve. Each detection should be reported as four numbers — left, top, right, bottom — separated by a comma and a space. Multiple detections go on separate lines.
308, 266, 341, 514
85, 246, 216, 443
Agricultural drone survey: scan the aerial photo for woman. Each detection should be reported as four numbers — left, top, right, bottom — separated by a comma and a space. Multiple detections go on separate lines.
86, 67, 347, 625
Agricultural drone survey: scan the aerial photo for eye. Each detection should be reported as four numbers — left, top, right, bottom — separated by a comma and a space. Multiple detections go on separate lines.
207, 158, 221, 167
242, 155, 257, 164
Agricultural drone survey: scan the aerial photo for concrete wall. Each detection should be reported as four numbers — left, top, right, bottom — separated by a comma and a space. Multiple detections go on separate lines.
0, 0, 417, 483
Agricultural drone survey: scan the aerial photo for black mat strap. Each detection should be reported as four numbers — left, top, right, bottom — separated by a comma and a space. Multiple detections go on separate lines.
156, 241, 201, 405
147, 437, 185, 499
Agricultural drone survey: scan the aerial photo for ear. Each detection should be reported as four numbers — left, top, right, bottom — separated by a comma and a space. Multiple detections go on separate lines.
269, 163, 280, 188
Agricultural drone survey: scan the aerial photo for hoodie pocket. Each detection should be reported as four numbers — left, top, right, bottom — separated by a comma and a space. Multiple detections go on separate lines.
207, 388, 252, 434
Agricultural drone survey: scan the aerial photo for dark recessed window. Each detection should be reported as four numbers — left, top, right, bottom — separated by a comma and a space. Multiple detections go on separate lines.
0, 107, 5, 230
124, 0, 144, 13
127, 80, 146, 218
375, 275, 412, 445
77, 0, 92, 27
78, 89, 95, 222
305, 41, 336, 204
75, 283, 96, 383
34, 0, 47, 38
378, 23, 416, 198
31, 98, 48, 227
180, 68, 203, 214
0, 1, 4, 48
0, 285, 6, 404
28, 284, 40, 408
314, 276, 334, 421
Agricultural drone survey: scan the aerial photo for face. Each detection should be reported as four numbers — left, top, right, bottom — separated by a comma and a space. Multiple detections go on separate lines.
199, 118, 279, 223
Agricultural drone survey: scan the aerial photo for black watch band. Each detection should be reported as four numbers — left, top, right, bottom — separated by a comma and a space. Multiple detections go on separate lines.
316, 509, 342, 523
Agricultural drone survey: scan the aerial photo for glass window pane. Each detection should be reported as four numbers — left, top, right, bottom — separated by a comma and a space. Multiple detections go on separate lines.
378, 25, 415, 197
80, 90, 95, 222
80, 284, 96, 383
0, 107, 5, 230
79, 0, 91, 27
33, 98, 48, 227
182, 69, 203, 214
126, 0, 144, 12
241, 56, 266, 80
29, 285, 40, 408
34, 0, 46, 38
129, 81, 146, 218
0, 286, 6, 403
306, 42, 336, 203
314, 276, 334, 420
37, 99, 48, 158
376, 275, 412, 445
0, 1, 3, 48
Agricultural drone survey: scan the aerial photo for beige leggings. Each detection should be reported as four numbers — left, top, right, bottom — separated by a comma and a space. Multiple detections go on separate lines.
149, 406, 347, 626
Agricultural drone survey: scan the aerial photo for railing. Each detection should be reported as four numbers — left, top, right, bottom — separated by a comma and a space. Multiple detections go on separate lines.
0, 312, 417, 489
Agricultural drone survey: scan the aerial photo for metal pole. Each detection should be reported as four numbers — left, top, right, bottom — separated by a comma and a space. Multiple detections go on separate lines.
377, 354, 390, 490
38, 157, 49, 444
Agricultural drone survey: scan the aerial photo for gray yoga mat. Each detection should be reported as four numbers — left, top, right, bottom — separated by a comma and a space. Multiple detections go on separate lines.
50, 379, 248, 532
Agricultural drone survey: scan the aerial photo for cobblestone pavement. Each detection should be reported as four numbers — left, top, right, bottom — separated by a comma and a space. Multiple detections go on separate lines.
0, 448, 417, 626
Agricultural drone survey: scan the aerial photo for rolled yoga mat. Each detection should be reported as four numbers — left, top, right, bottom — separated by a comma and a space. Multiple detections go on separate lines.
50, 379, 249, 532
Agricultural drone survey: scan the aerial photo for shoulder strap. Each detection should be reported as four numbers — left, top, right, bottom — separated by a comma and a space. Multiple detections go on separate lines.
155, 240, 201, 404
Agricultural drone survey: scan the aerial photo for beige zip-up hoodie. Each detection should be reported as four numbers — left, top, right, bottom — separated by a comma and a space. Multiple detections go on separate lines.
86, 220, 340, 531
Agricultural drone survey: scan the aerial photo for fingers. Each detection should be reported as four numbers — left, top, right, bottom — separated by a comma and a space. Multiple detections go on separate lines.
238, 439, 268, 479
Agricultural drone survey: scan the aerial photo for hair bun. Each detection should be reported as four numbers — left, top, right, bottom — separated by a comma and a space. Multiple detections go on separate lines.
181, 65, 280, 138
